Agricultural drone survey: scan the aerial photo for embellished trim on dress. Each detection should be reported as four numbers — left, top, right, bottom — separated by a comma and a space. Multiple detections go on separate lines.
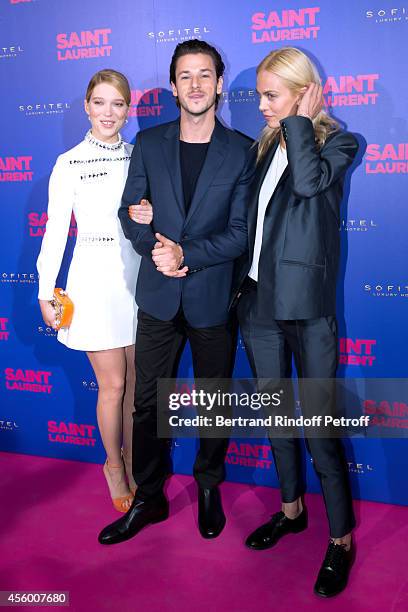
85, 130, 123, 151
80, 171, 108, 181
69, 156, 131, 165
77, 233, 117, 246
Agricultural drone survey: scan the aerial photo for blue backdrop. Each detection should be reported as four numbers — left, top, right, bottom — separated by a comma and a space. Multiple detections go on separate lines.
1, 0, 407, 505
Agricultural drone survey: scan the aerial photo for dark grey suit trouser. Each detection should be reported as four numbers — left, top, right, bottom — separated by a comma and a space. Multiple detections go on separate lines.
237, 283, 355, 538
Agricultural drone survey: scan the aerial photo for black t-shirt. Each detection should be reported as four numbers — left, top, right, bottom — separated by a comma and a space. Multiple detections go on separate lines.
180, 140, 209, 213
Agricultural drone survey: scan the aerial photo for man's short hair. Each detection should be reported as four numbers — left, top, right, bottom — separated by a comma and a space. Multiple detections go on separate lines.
169, 39, 225, 109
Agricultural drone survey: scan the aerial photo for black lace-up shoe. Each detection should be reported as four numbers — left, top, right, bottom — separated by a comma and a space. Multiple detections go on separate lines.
314, 540, 354, 597
98, 493, 169, 545
245, 509, 307, 550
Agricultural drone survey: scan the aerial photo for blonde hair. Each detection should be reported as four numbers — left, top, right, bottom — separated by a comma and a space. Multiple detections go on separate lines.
256, 47, 338, 162
85, 69, 131, 106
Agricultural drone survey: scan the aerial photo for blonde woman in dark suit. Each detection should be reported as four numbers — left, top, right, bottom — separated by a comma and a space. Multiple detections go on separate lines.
234, 47, 358, 598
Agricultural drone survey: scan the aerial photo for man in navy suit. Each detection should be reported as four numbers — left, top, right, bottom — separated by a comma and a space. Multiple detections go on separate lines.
99, 39, 253, 545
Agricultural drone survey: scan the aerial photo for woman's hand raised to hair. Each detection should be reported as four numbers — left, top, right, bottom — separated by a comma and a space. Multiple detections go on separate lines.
297, 83, 324, 120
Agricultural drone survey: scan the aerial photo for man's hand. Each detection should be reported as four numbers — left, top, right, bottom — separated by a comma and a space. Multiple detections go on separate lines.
152, 233, 188, 277
297, 83, 324, 120
128, 198, 153, 224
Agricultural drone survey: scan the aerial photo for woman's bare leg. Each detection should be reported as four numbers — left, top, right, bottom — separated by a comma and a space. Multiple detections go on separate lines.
87, 348, 131, 503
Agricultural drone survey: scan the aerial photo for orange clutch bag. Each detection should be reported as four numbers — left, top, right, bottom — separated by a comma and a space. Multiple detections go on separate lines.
51, 288, 74, 330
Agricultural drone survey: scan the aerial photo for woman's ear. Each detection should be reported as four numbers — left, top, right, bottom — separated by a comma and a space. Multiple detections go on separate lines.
296, 86, 308, 104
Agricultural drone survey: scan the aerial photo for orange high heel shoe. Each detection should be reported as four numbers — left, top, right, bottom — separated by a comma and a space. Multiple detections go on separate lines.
103, 459, 134, 513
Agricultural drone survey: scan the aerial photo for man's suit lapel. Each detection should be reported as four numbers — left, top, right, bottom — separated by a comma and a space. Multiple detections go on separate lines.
161, 120, 186, 217
184, 119, 228, 228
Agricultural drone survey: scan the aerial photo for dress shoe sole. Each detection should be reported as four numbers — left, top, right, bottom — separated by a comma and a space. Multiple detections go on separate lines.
98, 509, 169, 545
245, 523, 307, 550
199, 517, 226, 539
313, 578, 348, 598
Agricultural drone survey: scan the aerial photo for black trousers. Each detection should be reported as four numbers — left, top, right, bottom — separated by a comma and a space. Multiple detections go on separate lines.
132, 307, 232, 499
237, 283, 355, 538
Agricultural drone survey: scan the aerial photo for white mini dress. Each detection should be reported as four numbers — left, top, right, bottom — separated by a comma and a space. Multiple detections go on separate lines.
37, 131, 140, 351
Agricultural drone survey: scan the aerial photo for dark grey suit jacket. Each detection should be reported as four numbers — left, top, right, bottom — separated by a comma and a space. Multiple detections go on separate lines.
233, 115, 358, 320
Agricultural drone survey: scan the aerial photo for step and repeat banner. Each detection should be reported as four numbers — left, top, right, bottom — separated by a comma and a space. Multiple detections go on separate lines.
1, 0, 407, 505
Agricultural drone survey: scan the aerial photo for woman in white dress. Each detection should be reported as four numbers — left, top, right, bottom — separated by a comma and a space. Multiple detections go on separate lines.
37, 69, 152, 512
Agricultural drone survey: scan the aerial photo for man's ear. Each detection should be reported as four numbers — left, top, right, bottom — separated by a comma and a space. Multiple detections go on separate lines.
216, 76, 224, 95
170, 81, 178, 98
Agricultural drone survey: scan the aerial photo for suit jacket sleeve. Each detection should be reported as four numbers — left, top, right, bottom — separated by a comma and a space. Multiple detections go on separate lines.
280, 115, 358, 198
180, 150, 255, 270
118, 133, 156, 258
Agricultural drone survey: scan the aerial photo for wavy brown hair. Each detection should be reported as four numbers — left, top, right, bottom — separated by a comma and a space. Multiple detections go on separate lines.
256, 47, 338, 162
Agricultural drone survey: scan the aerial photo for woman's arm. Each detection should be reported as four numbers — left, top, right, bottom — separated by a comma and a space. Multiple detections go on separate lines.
36, 155, 74, 309
281, 116, 358, 198
128, 199, 153, 224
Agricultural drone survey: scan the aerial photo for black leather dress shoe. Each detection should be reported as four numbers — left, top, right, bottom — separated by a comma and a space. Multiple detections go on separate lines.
198, 486, 226, 539
98, 493, 169, 545
245, 509, 307, 550
314, 541, 354, 597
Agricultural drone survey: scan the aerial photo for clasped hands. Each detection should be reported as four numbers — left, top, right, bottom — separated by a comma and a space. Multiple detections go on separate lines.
128, 200, 188, 278
152, 234, 188, 278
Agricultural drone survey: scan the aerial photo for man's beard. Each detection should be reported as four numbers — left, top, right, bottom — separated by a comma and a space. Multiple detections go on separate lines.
178, 92, 217, 117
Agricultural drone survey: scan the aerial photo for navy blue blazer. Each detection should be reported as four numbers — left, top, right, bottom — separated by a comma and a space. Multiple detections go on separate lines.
119, 118, 254, 327
233, 116, 359, 320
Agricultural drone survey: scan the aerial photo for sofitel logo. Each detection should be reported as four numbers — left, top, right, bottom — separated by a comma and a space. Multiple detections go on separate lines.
225, 441, 273, 470
221, 89, 257, 104
37, 325, 57, 338
364, 284, 408, 298
323, 74, 379, 108
347, 461, 374, 475
365, 143, 408, 174
48, 421, 96, 447
129, 89, 164, 119
147, 26, 210, 44
0, 419, 19, 431
339, 219, 377, 232
19, 102, 71, 117
82, 380, 99, 391
28, 211, 77, 237
339, 338, 376, 367
56, 28, 112, 61
1, 272, 38, 285
251, 7, 320, 43
366, 7, 408, 23
0, 156, 33, 182
364, 399, 408, 429
0, 318, 9, 341
0, 45, 24, 59
5, 368, 53, 394
10, 0, 34, 4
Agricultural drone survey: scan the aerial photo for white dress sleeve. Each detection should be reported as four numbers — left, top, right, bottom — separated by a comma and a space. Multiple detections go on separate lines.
37, 154, 75, 300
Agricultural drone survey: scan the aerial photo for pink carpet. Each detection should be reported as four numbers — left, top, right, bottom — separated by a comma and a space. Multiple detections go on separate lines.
0, 452, 407, 611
